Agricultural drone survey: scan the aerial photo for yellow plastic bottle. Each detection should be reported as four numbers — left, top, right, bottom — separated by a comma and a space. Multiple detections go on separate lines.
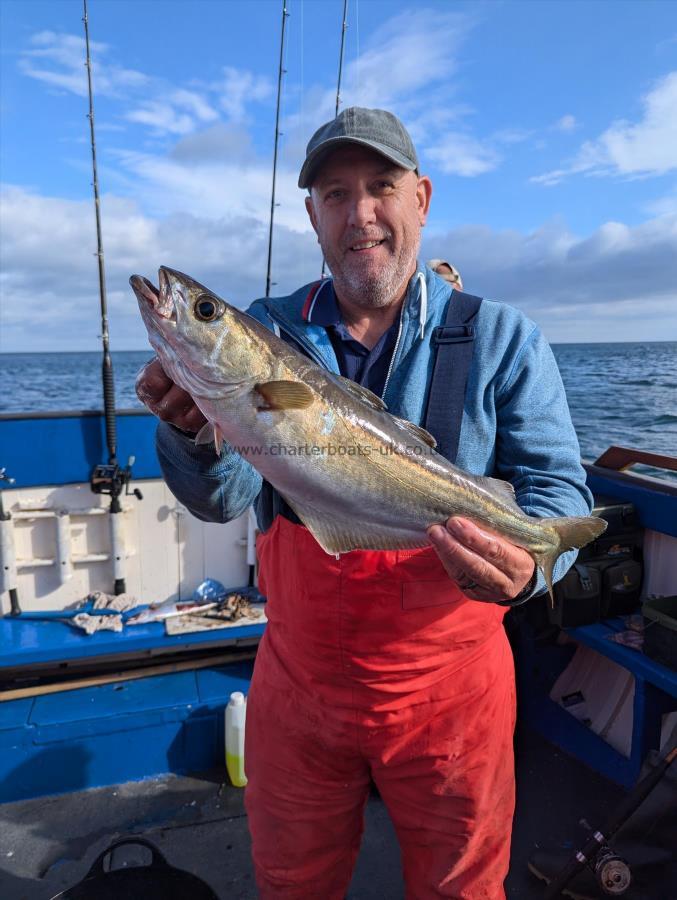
225, 691, 247, 787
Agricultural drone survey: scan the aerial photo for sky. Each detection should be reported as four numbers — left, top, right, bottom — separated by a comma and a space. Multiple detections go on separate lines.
1, 0, 676, 352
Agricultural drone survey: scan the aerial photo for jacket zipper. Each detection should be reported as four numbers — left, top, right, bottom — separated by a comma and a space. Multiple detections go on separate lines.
381, 308, 404, 401
382, 268, 427, 400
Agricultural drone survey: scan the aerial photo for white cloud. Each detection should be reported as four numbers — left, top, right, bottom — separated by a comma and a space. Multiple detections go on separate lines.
553, 114, 578, 133
126, 102, 196, 136
216, 67, 272, 120
126, 89, 219, 137
644, 186, 677, 217
0, 184, 321, 353
340, 9, 470, 110
280, 9, 499, 180
492, 128, 533, 145
285, 10, 474, 142
19, 31, 265, 138
424, 133, 501, 177
423, 212, 677, 341
111, 148, 311, 234
2, 181, 675, 352
534, 72, 677, 185
170, 89, 219, 123
18, 31, 148, 98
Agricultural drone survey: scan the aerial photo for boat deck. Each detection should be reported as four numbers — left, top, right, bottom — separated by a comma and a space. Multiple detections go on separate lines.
1, 724, 632, 900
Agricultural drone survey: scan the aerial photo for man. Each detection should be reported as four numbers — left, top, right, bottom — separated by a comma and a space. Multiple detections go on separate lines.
137, 107, 592, 899
428, 259, 463, 290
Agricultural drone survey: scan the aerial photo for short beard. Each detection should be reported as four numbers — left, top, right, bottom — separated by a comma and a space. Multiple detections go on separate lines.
326, 238, 420, 311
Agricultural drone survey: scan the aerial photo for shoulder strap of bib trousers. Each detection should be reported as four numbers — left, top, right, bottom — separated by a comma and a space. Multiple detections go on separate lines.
424, 290, 483, 464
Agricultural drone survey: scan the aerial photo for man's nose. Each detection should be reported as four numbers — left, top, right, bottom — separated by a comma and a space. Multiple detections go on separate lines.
347, 192, 377, 229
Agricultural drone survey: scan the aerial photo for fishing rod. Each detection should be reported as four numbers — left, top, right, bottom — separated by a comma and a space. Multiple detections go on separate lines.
320, 0, 349, 280
83, 0, 141, 595
265, 0, 289, 298
543, 743, 677, 898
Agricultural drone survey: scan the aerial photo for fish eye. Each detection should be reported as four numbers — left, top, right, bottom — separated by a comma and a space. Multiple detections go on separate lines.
194, 294, 223, 322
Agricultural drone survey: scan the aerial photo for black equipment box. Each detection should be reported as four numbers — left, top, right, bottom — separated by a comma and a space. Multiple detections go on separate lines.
548, 495, 644, 628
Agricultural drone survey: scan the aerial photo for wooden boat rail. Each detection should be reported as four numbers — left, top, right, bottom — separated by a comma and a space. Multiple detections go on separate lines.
594, 445, 677, 473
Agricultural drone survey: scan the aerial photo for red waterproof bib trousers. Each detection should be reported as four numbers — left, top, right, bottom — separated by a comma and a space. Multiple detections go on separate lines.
245, 516, 516, 899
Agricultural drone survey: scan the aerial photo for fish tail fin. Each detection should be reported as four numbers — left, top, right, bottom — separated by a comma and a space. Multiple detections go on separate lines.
534, 515, 607, 606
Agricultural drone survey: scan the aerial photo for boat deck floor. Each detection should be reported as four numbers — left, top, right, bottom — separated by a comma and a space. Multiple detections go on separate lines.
0, 723, 630, 900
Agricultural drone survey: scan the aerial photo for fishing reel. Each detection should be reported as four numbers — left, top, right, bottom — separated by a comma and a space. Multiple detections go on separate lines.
592, 844, 632, 895
579, 819, 632, 896
90, 456, 143, 502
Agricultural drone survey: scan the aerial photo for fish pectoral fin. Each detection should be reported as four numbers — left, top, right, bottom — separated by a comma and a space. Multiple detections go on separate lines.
335, 376, 388, 411
194, 422, 224, 454
255, 380, 314, 410
285, 498, 427, 554
392, 416, 437, 449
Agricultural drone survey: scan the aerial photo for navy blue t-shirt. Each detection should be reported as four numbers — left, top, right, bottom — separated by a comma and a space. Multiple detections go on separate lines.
308, 279, 400, 397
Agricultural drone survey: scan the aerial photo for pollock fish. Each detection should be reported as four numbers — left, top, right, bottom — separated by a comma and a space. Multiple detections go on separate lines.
131, 267, 606, 602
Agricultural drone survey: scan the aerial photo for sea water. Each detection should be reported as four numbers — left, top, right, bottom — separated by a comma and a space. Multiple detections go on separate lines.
1, 342, 675, 479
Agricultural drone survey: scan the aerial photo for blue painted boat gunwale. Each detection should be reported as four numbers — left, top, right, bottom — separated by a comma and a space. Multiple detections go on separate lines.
584, 461, 677, 538
0, 409, 160, 488
0, 617, 265, 670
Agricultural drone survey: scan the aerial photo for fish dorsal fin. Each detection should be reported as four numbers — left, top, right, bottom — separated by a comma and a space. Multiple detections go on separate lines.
392, 416, 437, 449
255, 380, 314, 410
476, 475, 523, 512
335, 376, 388, 411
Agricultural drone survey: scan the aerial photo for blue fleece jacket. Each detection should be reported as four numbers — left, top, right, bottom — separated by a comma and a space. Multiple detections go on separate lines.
156, 264, 593, 598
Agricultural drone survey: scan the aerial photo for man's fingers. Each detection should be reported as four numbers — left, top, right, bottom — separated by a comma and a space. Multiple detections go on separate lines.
427, 525, 465, 581
180, 404, 209, 433
135, 357, 207, 432
444, 517, 509, 568
427, 524, 513, 598
155, 383, 203, 427
136, 358, 175, 411
445, 517, 534, 586
427, 517, 536, 600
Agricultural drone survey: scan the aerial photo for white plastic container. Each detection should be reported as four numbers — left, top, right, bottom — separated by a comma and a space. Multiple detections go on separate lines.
225, 691, 247, 787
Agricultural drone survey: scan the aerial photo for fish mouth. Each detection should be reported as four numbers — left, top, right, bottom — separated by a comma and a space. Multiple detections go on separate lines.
130, 269, 177, 323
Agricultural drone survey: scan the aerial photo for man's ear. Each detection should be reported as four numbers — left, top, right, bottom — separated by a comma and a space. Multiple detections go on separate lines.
416, 176, 433, 226
305, 194, 319, 235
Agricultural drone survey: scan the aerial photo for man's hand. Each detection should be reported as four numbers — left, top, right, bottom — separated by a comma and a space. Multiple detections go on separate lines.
135, 357, 207, 434
427, 516, 535, 603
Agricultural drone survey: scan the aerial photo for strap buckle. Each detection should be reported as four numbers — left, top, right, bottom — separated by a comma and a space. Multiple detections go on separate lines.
432, 324, 475, 344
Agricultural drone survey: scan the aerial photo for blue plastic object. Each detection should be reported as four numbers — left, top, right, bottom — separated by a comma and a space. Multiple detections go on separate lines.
192, 578, 227, 604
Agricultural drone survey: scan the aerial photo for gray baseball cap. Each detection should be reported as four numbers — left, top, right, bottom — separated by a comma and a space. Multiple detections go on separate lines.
298, 107, 419, 189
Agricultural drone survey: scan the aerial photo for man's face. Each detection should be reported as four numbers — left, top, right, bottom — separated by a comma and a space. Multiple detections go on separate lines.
305, 145, 432, 309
